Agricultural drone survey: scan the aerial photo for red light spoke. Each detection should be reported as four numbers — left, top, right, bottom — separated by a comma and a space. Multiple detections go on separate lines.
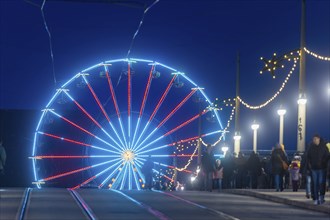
42, 132, 91, 147
128, 63, 131, 117
106, 71, 120, 117
149, 75, 177, 122
34, 156, 90, 159
71, 176, 96, 190
164, 110, 208, 137
86, 82, 110, 122
139, 65, 154, 117
60, 115, 96, 137
157, 90, 196, 128
73, 100, 102, 128
42, 166, 92, 182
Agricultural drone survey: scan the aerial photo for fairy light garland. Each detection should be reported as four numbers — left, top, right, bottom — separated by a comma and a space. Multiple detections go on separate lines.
238, 58, 298, 110
304, 47, 330, 61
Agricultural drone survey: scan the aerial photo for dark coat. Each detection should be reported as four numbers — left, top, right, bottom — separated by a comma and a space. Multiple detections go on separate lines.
271, 148, 288, 175
202, 151, 215, 173
247, 153, 262, 176
142, 159, 154, 175
299, 150, 310, 175
307, 141, 329, 170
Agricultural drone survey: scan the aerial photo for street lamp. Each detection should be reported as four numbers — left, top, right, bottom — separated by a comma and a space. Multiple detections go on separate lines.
221, 146, 229, 156
277, 107, 286, 145
251, 122, 259, 153
233, 134, 241, 156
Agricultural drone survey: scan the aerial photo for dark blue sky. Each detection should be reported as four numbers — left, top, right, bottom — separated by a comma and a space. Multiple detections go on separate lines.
0, 0, 329, 151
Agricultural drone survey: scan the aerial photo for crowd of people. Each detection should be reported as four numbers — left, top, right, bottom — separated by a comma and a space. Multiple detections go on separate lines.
198, 134, 330, 205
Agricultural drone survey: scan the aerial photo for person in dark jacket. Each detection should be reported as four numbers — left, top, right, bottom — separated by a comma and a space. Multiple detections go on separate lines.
247, 151, 262, 189
271, 144, 288, 192
202, 144, 215, 192
222, 152, 235, 189
306, 134, 329, 205
234, 152, 247, 188
142, 156, 154, 190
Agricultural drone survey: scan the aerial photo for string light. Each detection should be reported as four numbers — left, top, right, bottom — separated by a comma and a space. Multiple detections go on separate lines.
304, 47, 330, 61
238, 58, 298, 109
200, 105, 235, 147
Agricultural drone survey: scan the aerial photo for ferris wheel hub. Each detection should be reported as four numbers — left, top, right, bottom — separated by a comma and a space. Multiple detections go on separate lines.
121, 150, 135, 162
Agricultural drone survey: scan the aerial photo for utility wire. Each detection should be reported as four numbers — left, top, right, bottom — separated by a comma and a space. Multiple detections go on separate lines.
126, 0, 159, 58
41, 0, 57, 86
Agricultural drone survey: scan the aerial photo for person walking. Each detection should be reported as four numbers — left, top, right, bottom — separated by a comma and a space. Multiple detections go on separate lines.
222, 152, 234, 189
271, 144, 289, 192
213, 159, 224, 192
202, 144, 215, 192
142, 156, 154, 190
289, 157, 300, 192
247, 151, 262, 189
307, 134, 329, 205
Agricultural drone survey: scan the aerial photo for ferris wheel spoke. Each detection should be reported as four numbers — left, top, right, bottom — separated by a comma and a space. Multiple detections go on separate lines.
135, 110, 209, 154
104, 67, 129, 150
98, 162, 123, 188
71, 160, 123, 190
131, 163, 141, 190
132, 160, 145, 183
48, 110, 123, 152
111, 162, 127, 190
132, 89, 196, 152
133, 75, 177, 149
136, 144, 171, 155
135, 129, 222, 156
131, 65, 154, 148
82, 75, 126, 149
127, 63, 132, 148
63, 91, 123, 150
128, 163, 133, 190
31, 155, 122, 159
40, 158, 121, 182
120, 162, 129, 190
162, 110, 209, 137
37, 132, 121, 154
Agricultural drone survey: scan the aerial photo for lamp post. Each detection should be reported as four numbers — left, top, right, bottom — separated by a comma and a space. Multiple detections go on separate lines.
277, 108, 286, 145
251, 122, 259, 153
234, 52, 241, 155
297, 0, 307, 152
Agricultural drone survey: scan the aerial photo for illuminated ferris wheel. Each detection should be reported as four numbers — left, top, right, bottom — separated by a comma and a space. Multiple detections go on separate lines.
31, 58, 224, 190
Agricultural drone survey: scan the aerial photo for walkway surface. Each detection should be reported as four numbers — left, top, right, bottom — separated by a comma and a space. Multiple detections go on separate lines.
0, 188, 329, 220
223, 189, 330, 214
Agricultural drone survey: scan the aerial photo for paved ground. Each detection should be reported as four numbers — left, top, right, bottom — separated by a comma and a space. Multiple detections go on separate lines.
223, 189, 330, 214
1, 188, 329, 220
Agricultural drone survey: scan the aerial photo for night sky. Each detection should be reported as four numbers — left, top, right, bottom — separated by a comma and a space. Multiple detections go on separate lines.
1, 0, 329, 152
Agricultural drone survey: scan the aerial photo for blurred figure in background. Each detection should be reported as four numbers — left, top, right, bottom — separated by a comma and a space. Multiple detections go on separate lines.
0, 140, 6, 176
247, 151, 262, 189
202, 144, 215, 192
289, 156, 301, 192
271, 143, 289, 192
142, 155, 154, 190
213, 159, 224, 192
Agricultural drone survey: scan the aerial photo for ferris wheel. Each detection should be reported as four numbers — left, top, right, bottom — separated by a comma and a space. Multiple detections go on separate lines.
31, 58, 225, 190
